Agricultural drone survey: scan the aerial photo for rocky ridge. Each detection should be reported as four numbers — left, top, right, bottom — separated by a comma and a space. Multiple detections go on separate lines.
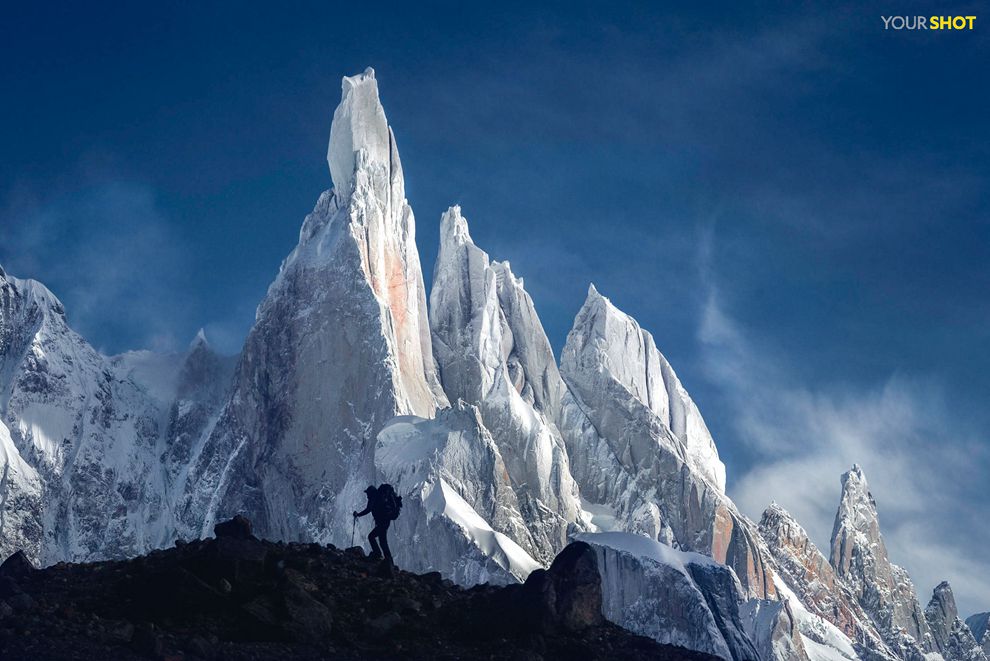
0, 516, 716, 661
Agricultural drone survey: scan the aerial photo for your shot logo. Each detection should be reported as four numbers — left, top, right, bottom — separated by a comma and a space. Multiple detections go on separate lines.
881, 15, 976, 30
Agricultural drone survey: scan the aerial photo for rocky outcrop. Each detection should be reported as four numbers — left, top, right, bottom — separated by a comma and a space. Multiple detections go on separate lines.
925, 582, 987, 661
520, 541, 605, 631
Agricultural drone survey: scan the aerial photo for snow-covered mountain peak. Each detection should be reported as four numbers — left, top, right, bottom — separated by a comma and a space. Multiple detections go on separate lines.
829, 464, 939, 659
327, 66, 392, 199
562, 284, 726, 492
0, 268, 66, 320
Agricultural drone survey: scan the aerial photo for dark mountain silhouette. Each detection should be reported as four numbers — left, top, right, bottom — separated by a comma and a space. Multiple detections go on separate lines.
0, 516, 717, 660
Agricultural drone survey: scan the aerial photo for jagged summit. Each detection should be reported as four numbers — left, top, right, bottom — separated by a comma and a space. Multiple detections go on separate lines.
931, 581, 962, 621
327, 66, 395, 200
564, 283, 726, 492
428, 204, 584, 564
830, 464, 939, 659
926, 582, 988, 661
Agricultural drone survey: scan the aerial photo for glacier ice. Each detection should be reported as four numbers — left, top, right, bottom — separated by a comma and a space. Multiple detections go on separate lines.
376, 405, 541, 584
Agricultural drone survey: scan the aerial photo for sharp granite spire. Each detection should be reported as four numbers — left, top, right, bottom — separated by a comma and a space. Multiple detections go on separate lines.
173, 68, 446, 545
830, 464, 937, 659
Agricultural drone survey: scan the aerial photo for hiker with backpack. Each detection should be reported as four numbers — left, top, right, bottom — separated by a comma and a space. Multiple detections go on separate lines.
353, 484, 402, 564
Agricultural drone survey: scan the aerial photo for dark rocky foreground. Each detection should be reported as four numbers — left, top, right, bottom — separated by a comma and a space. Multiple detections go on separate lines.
0, 516, 716, 660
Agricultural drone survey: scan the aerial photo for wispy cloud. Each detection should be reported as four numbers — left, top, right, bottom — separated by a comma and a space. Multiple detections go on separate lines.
0, 179, 193, 354
699, 278, 990, 616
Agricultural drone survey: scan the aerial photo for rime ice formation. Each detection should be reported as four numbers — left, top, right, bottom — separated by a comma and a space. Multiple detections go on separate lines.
327, 67, 392, 202
924, 583, 987, 661
3, 71, 987, 661
429, 205, 584, 563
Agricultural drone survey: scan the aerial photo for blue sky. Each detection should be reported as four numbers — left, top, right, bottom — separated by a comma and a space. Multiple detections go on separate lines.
2, 3, 987, 614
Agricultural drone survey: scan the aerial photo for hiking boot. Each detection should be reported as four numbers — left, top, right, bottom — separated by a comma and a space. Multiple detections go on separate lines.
368, 551, 383, 561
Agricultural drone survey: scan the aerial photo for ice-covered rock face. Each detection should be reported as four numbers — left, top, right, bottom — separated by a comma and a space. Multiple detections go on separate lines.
558, 285, 773, 599
429, 206, 584, 563
173, 69, 446, 546
575, 531, 762, 661
161, 333, 236, 534
561, 284, 725, 491
925, 583, 988, 661
829, 465, 935, 660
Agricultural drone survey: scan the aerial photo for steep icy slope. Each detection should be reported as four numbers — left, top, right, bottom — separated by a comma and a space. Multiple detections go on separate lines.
172, 68, 447, 545
558, 285, 774, 599
429, 205, 584, 563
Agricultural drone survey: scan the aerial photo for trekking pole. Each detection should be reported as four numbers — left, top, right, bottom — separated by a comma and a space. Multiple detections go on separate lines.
351, 516, 356, 547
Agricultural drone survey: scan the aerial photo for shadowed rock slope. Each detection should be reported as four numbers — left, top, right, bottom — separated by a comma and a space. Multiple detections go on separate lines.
0, 517, 717, 661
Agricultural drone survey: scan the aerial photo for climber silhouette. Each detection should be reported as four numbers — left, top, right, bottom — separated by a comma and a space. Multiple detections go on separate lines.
353, 484, 401, 564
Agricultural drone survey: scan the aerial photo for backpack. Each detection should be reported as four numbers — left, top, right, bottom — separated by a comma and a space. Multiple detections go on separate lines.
377, 483, 402, 521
